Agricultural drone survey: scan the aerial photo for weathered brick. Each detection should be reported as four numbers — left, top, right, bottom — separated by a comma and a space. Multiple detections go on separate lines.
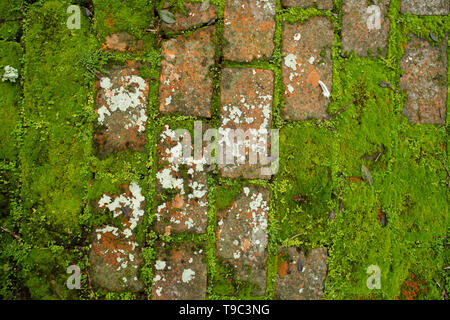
342, 0, 390, 57
162, 1, 218, 32
282, 0, 333, 10
89, 182, 145, 292
276, 247, 327, 300
400, 0, 449, 15
159, 26, 215, 118
223, 0, 276, 62
282, 17, 333, 120
219, 68, 274, 179
154, 125, 209, 235
94, 61, 149, 159
399, 34, 447, 125
217, 186, 269, 296
102, 32, 145, 54
152, 242, 207, 300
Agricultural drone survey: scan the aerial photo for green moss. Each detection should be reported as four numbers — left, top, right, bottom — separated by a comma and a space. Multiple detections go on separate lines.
0, 41, 22, 161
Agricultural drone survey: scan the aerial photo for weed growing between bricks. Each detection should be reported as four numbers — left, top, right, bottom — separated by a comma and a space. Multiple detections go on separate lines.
0, 0, 448, 301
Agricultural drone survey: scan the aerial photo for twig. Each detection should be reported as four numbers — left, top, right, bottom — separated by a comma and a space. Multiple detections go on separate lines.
328, 101, 355, 120
339, 173, 345, 215
20, 0, 24, 10
282, 233, 303, 247
86, 271, 96, 299
85, 66, 102, 80
0, 18, 23, 23
1, 226, 23, 245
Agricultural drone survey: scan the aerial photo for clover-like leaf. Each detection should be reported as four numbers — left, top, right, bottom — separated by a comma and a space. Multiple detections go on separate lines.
159, 10, 176, 24
361, 165, 373, 186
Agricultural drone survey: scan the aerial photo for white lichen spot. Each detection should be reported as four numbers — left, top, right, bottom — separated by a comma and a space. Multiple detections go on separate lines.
182, 269, 196, 283
155, 260, 166, 270
2, 65, 18, 83
284, 54, 298, 71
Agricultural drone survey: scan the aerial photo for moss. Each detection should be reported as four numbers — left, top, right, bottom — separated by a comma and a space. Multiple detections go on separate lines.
0, 41, 22, 161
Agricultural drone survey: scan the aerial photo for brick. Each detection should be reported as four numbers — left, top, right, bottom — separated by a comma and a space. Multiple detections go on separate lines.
102, 32, 145, 54
342, 0, 390, 57
399, 34, 447, 125
223, 0, 276, 62
276, 247, 327, 300
89, 182, 145, 292
154, 125, 209, 235
94, 61, 149, 159
400, 0, 449, 15
159, 26, 215, 118
217, 186, 269, 296
219, 68, 274, 179
152, 242, 207, 300
162, 1, 218, 32
282, 17, 333, 120
282, 0, 333, 10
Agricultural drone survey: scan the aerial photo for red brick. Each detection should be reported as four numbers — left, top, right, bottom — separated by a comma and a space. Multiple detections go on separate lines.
159, 27, 215, 118
89, 182, 145, 292
282, 0, 333, 10
219, 68, 274, 179
223, 0, 276, 62
217, 186, 270, 296
276, 247, 327, 300
154, 125, 209, 234
342, 0, 390, 57
400, 0, 449, 15
282, 17, 333, 120
162, 1, 218, 32
152, 242, 207, 300
94, 61, 149, 159
399, 34, 447, 125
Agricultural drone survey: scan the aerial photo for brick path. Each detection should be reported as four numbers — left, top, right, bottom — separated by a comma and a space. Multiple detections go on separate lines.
87, 0, 448, 299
